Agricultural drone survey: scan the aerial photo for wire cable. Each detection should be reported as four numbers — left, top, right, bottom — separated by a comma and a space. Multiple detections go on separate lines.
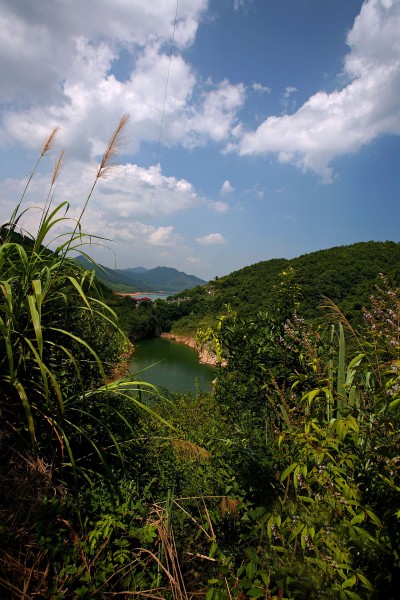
142, 0, 179, 267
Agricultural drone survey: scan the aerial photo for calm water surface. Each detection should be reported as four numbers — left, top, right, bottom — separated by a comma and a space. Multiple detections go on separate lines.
129, 337, 215, 394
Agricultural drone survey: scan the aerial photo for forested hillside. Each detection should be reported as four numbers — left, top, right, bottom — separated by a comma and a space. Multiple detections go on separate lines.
159, 241, 400, 335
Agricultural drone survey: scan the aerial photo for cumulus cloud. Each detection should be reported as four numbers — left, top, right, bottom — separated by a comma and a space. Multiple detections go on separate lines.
196, 233, 227, 245
96, 163, 198, 218
220, 180, 234, 195
235, 0, 400, 182
169, 79, 246, 147
0, 0, 246, 159
2, 159, 199, 216
0, 0, 206, 106
147, 225, 183, 246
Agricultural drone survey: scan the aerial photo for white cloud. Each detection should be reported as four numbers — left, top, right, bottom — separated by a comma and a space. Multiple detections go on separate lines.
252, 82, 271, 94
235, 0, 400, 182
281, 86, 298, 114
169, 79, 246, 147
96, 163, 198, 218
220, 179, 234, 195
196, 233, 227, 245
148, 225, 183, 246
0, 0, 207, 105
187, 255, 203, 264
0, 0, 245, 159
211, 200, 229, 213
0, 158, 203, 260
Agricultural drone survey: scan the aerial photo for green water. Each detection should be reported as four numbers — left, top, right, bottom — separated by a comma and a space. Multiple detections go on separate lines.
129, 337, 216, 394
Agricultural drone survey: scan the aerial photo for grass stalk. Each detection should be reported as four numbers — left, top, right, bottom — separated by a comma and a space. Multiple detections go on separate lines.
5, 127, 59, 243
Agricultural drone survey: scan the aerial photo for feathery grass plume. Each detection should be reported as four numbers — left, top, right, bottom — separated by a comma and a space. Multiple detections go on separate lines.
40, 126, 59, 157
64, 114, 130, 257
319, 295, 356, 336
36, 150, 65, 243
50, 149, 64, 188
6, 127, 60, 243
221, 496, 240, 519
170, 438, 210, 461
96, 113, 130, 180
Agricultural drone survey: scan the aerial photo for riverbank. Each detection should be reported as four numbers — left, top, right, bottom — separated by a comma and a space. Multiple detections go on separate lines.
160, 332, 220, 366
107, 339, 135, 382
115, 291, 171, 301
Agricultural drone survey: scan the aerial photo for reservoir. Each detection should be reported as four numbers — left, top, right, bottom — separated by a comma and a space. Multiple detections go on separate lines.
129, 337, 216, 394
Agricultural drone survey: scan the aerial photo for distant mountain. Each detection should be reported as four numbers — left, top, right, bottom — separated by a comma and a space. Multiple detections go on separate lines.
125, 267, 148, 274
74, 256, 206, 292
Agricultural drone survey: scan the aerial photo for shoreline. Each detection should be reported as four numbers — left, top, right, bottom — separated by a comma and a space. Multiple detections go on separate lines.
115, 291, 171, 297
160, 332, 221, 366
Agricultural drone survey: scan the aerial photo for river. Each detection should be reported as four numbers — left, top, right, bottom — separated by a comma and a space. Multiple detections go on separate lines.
128, 337, 216, 394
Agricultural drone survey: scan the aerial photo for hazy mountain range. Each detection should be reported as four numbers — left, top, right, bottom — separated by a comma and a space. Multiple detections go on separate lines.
74, 256, 206, 292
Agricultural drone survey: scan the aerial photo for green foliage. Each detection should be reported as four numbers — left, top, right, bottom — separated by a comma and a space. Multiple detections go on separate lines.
163, 241, 400, 337
202, 276, 400, 599
36, 480, 162, 598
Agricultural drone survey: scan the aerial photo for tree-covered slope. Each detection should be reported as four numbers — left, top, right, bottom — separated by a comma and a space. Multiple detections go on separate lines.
165, 241, 400, 331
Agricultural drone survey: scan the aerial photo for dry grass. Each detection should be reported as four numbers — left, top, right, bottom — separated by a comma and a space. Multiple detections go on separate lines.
0, 422, 57, 599
169, 439, 210, 462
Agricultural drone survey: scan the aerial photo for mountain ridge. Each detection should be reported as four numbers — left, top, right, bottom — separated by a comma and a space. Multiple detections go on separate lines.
74, 256, 206, 292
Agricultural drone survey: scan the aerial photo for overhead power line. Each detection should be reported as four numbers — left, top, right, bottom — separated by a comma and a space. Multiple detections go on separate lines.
142, 0, 179, 267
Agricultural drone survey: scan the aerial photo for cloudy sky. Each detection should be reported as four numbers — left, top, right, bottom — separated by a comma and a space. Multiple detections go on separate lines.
1, 0, 400, 280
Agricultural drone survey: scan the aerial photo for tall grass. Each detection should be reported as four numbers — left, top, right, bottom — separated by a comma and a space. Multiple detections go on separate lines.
0, 114, 166, 484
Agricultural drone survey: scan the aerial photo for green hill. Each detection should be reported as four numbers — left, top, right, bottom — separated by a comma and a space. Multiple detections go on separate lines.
163, 241, 400, 332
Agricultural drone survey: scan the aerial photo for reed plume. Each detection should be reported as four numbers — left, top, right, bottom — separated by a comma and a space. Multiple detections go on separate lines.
170, 438, 210, 461
36, 150, 65, 242
40, 126, 60, 158
50, 149, 64, 187
96, 113, 130, 180
6, 127, 60, 242
62, 113, 130, 258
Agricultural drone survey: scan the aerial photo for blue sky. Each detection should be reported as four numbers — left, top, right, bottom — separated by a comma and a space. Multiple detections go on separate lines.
1, 0, 400, 280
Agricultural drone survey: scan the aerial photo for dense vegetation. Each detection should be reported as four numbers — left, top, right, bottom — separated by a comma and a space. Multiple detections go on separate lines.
159, 241, 400, 333
109, 241, 400, 342
1, 123, 399, 599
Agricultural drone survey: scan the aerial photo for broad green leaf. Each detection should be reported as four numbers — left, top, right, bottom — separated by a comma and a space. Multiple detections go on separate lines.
280, 463, 298, 483
342, 575, 357, 589
350, 513, 365, 526
15, 380, 36, 452
27, 294, 43, 357
66, 276, 92, 310
357, 572, 373, 591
